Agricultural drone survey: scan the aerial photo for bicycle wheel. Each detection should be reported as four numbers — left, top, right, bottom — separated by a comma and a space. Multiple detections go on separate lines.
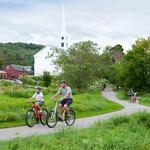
40, 108, 48, 125
25, 109, 36, 127
46, 110, 57, 128
65, 109, 76, 126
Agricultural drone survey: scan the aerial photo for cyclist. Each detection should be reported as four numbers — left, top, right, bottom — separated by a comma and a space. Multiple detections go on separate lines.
52, 80, 73, 118
128, 88, 134, 103
28, 86, 44, 112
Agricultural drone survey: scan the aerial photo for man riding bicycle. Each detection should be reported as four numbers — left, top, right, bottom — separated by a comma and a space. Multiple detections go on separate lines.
53, 80, 73, 118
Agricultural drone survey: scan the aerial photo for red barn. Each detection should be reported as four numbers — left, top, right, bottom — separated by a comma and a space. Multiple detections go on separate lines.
0, 70, 7, 79
3, 64, 32, 79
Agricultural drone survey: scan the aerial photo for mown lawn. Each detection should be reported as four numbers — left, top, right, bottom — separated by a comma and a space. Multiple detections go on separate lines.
0, 91, 122, 128
116, 90, 150, 106
1, 112, 150, 150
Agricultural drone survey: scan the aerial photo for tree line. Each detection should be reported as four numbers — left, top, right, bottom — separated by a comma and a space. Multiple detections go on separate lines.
1, 38, 150, 92
55, 38, 150, 92
0, 42, 44, 68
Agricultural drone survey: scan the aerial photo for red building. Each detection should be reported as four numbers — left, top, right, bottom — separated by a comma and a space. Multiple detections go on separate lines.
0, 70, 7, 79
3, 64, 32, 79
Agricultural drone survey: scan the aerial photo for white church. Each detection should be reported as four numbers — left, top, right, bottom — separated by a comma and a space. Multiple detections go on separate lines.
34, 1, 68, 76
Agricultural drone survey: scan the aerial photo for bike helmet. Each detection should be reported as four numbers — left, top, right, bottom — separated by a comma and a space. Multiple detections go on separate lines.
35, 86, 42, 90
60, 80, 67, 84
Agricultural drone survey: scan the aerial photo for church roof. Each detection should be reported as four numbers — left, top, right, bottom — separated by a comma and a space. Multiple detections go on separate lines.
33, 45, 56, 57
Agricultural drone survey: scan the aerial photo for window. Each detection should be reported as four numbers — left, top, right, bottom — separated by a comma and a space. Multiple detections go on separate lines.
61, 37, 64, 40
61, 43, 64, 47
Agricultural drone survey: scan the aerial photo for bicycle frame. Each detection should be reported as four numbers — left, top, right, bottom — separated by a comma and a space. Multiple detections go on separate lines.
28, 101, 41, 119
52, 101, 66, 120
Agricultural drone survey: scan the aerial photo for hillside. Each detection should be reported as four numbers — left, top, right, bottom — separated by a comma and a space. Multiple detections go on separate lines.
0, 42, 44, 68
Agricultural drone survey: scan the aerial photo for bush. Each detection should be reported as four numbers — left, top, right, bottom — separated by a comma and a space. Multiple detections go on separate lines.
42, 71, 52, 87
4, 88, 35, 98
20, 75, 36, 86
0, 80, 13, 86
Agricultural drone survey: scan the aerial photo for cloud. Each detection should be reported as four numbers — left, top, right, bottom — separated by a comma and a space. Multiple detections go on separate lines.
0, 0, 150, 50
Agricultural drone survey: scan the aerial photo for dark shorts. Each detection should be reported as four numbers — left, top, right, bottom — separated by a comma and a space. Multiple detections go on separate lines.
36, 101, 44, 107
59, 98, 73, 107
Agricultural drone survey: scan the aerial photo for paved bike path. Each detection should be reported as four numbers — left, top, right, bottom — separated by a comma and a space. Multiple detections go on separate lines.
1, 91, 150, 141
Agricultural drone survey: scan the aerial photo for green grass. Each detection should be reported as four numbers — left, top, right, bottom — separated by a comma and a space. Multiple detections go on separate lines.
1, 112, 150, 150
116, 90, 150, 106
0, 91, 122, 128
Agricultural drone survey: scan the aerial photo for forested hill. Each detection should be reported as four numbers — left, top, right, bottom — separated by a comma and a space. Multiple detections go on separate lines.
0, 42, 44, 68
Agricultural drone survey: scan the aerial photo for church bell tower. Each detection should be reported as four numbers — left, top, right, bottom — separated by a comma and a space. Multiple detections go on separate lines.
60, 0, 68, 50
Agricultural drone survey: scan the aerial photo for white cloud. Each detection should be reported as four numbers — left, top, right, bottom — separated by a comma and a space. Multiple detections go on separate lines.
0, 0, 150, 50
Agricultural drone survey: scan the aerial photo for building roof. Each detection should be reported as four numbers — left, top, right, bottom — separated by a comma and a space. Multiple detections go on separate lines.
33, 45, 56, 57
10, 64, 32, 73
0, 70, 6, 74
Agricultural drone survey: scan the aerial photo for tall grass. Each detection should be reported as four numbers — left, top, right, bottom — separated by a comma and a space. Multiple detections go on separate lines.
1, 112, 150, 150
0, 87, 122, 128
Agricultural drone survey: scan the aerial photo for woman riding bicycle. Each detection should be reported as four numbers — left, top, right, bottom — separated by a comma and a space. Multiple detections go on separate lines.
28, 86, 44, 112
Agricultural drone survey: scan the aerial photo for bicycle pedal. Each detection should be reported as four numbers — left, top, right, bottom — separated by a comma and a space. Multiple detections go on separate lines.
58, 117, 63, 122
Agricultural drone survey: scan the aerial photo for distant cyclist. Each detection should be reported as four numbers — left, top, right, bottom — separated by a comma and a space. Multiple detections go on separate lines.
52, 80, 73, 118
128, 88, 134, 103
28, 86, 44, 112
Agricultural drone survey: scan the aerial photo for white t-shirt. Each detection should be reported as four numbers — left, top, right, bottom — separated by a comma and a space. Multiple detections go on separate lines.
32, 92, 44, 102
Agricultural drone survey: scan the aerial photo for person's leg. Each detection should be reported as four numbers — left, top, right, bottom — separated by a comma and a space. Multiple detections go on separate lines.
64, 99, 73, 117
35, 103, 41, 118
64, 104, 69, 114
57, 104, 63, 113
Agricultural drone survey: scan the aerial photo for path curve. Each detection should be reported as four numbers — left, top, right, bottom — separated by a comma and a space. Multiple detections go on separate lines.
0, 90, 150, 141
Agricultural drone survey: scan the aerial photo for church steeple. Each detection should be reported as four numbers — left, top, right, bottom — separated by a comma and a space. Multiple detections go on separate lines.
60, 0, 68, 50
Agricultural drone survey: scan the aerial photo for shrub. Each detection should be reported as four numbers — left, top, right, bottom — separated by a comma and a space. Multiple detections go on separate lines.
20, 75, 36, 86
0, 80, 13, 86
42, 71, 52, 87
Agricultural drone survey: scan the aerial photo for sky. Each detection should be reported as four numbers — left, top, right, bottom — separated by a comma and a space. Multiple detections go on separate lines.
0, 0, 150, 51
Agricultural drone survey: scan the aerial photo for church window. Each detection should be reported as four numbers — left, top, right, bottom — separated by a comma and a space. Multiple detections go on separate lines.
61, 42, 64, 47
61, 37, 64, 40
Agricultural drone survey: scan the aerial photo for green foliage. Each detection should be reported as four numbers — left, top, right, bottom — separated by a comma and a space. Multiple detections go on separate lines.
0, 42, 44, 67
42, 71, 52, 87
0, 80, 13, 87
56, 41, 113, 91
0, 89, 122, 128
105, 44, 124, 63
20, 75, 36, 86
108, 37, 150, 91
1, 112, 150, 150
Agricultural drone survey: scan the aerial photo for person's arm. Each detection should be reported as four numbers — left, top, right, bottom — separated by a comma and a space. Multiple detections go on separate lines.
27, 93, 36, 102
53, 89, 60, 100
27, 97, 33, 102
62, 93, 70, 99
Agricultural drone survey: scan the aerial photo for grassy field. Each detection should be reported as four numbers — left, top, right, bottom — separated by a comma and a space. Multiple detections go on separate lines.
1, 112, 150, 150
116, 90, 150, 106
0, 89, 122, 128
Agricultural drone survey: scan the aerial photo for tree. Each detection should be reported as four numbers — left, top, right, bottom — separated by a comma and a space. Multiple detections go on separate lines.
104, 44, 124, 63
55, 41, 101, 91
0, 42, 44, 68
113, 38, 150, 91
42, 71, 52, 87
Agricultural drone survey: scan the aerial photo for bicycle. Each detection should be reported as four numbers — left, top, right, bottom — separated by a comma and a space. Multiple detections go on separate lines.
25, 101, 48, 127
129, 93, 140, 104
46, 100, 76, 128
